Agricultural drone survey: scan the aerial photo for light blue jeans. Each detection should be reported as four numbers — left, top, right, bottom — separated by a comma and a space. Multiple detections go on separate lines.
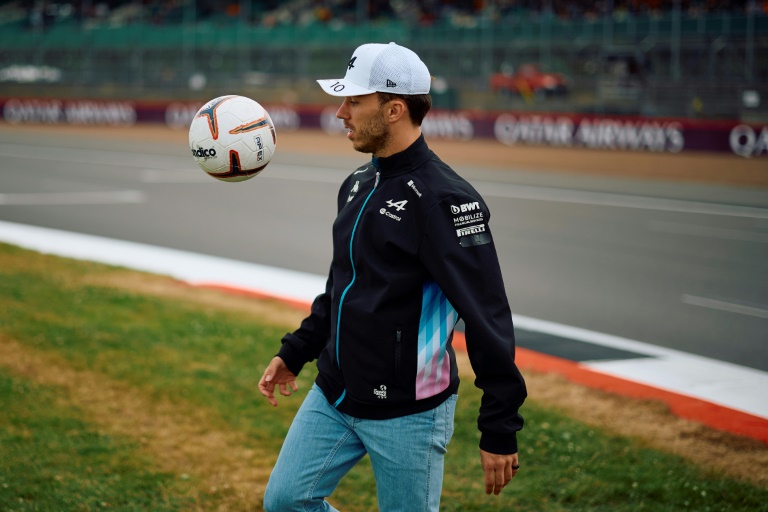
263, 384, 458, 512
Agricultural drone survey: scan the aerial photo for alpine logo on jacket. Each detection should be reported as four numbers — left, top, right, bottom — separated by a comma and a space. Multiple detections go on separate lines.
380, 198, 407, 221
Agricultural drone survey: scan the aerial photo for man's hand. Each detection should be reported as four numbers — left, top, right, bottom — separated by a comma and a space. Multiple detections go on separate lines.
258, 356, 298, 407
480, 449, 520, 495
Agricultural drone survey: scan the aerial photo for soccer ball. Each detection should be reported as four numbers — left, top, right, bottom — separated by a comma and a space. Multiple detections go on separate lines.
189, 95, 277, 182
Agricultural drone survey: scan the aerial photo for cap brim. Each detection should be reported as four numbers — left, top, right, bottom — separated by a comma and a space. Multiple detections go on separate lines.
317, 78, 376, 97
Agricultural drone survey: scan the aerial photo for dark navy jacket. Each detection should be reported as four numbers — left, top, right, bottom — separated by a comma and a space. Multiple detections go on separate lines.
277, 134, 526, 454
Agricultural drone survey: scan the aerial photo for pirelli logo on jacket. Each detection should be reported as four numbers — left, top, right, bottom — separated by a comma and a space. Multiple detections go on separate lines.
456, 224, 486, 237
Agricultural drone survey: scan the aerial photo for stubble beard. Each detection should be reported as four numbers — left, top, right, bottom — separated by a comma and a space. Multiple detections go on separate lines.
351, 107, 391, 155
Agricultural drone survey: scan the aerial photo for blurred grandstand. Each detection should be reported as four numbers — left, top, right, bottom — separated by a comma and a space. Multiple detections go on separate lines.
0, 0, 766, 121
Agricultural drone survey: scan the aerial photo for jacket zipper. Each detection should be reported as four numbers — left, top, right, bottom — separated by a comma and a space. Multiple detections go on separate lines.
333, 171, 380, 408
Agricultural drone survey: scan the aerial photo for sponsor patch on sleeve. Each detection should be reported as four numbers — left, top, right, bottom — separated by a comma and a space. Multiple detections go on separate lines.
459, 232, 492, 247
455, 224, 492, 247
456, 224, 486, 237
453, 212, 484, 227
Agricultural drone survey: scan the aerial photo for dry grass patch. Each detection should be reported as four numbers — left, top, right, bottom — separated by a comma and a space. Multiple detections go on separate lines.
83, 269, 307, 329
0, 336, 274, 511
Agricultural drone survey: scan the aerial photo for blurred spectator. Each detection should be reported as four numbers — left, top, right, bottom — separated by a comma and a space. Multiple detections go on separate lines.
3, 0, 759, 31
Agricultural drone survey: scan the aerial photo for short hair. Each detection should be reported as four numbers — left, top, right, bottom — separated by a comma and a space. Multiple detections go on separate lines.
377, 92, 432, 126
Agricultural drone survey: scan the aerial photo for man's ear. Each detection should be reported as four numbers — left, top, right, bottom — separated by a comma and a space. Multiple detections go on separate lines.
386, 99, 407, 123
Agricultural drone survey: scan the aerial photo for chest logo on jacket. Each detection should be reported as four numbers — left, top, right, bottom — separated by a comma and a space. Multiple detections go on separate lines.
347, 180, 360, 203
406, 179, 423, 198
380, 198, 407, 222
386, 199, 408, 211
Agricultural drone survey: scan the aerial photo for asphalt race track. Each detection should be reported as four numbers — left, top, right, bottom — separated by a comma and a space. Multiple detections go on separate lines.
1, 123, 767, 376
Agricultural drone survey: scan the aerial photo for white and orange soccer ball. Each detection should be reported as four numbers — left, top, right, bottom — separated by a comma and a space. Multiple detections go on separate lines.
189, 95, 277, 182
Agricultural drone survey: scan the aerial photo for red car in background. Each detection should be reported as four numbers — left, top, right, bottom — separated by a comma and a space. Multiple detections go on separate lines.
489, 63, 569, 98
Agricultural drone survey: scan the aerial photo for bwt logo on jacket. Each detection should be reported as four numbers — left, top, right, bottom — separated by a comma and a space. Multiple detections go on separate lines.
451, 201, 480, 214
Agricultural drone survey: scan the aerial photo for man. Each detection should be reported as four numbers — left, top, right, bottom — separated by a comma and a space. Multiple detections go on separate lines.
258, 42, 526, 511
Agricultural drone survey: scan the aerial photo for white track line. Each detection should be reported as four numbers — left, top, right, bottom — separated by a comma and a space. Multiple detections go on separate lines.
0, 220, 765, 418
6, 140, 768, 219
682, 294, 768, 319
513, 314, 768, 417
0, 190, 145, 205
142, 166, 768, 219
474, 182, 768, 219
648, 220, 768, 244
7, 137, 767, 219
0, 220, 324, 304
140, 169, 211, 183
140, 165, 346, 184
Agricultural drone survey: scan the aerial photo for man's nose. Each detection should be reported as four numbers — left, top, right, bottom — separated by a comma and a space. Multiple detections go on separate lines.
336, 101, 349, 120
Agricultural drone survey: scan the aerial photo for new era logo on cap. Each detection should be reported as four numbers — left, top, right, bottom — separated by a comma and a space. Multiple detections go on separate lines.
317, 42, 431, 97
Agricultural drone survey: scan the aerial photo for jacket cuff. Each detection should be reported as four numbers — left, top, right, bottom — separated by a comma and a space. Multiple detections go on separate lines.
276, 338, 307, 377
479, 431, 518, 455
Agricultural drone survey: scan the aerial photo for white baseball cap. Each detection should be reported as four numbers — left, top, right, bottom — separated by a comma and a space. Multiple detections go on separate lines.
317, 42, 431, 97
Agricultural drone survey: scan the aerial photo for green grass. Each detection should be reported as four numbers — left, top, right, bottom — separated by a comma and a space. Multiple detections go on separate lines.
0, 371, 198, 511
0, 241, 766, 511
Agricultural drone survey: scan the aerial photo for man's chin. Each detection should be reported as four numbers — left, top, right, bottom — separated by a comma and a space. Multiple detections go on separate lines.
351, 140, 372, 154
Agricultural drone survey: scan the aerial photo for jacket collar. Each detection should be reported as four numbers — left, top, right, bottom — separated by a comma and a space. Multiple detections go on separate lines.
371, 134, 432, 177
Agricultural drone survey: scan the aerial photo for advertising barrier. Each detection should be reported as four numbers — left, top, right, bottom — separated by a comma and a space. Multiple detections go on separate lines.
1, 97, 766, 158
